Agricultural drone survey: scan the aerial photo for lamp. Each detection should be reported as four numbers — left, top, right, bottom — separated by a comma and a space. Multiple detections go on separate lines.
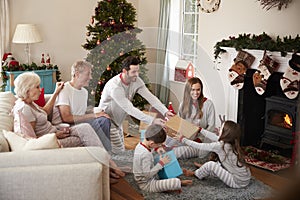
12, 24, 42, 64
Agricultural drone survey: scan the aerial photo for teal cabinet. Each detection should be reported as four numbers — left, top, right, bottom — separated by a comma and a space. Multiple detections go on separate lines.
5, 69, 57, 94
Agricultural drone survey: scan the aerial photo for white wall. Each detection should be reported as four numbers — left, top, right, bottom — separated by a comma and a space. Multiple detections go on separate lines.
168, 0, 300, 127
8, 0, 300, 125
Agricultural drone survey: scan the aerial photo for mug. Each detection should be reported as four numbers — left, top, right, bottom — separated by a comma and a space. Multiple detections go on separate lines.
58, 123, 70, 132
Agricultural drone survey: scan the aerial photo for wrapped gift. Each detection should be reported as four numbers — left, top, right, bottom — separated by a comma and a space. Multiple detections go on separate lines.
165, 115, 199, 139
154, 150, 182, 179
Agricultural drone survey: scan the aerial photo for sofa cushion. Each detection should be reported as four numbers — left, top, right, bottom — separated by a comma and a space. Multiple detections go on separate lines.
0, 131, 9, 152
34, 87, 46, 107
3, 130, 60, 151
0, 92, 16, 132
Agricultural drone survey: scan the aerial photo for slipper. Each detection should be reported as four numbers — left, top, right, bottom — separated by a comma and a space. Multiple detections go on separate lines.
280, 66, 300, 99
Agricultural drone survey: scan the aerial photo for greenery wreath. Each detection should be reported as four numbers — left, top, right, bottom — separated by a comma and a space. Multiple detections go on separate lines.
214, 32, 300, 60
1, 63, 61, 91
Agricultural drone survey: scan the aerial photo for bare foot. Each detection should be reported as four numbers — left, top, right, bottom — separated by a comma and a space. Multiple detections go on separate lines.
194, 162, 202, 168
181, 179, 193, 186
109, 160, 126, 177
182, 168, 195, 177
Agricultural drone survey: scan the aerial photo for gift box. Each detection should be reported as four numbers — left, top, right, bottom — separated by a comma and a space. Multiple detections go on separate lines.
165, 115, 199, 139
154, 150, 182, 179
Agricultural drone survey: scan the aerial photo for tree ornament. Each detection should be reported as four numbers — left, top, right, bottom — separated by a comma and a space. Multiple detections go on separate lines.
119, 18, 123, 23
106, 65, 111, 71
91, 90, 95, 95
107, 36, 111, 41
111, 19, 115, 25
98, 81, 102, 85
97, 39, 101, 45
90, 16, 94, 24
119, 49, 124, 56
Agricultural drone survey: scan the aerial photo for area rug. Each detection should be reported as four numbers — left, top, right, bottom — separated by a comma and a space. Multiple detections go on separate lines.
111, 150, 274, 200
242, 146, 291, 172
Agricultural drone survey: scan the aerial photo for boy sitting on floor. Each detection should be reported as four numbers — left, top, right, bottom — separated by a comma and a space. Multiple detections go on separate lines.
133, 124, 192, 193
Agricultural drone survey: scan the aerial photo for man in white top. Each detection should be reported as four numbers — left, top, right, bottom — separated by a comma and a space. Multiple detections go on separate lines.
98, 56, 174, 153
55, 61, 112, 151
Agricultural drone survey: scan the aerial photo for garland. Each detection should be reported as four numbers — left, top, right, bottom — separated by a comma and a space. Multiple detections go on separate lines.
214, 32, 300, 59
1, 62, 61, 91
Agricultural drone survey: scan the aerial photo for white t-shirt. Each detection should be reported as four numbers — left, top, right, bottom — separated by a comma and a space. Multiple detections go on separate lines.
55, 82, 88, 115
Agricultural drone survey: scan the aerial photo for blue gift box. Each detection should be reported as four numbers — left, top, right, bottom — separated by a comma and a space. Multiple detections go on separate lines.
154, 150, 182, 179
140, 129, 146, 141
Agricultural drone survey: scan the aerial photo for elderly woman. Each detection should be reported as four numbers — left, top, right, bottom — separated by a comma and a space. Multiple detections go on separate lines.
13, 72, 124, 182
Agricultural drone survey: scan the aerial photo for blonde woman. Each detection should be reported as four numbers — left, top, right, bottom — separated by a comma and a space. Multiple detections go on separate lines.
13, 72, 124, 183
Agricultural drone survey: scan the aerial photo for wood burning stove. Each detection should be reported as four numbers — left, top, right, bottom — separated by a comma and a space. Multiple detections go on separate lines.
260, 96, 299, 149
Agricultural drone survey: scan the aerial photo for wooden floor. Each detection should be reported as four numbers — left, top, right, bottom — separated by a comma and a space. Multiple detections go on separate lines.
110, 134, 294, 200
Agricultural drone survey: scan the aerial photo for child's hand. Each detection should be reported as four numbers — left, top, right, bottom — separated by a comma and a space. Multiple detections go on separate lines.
174, 132, 184, 142
156, 146, 166, 155
160, 154, 171, 165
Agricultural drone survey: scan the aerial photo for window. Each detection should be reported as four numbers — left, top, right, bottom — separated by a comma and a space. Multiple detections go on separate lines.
181, 0, 199, 61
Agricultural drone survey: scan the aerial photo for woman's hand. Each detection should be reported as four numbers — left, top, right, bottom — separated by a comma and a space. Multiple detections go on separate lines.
165, 111, 174, 120
55, 130, 70, 139
54, 82, 64, 95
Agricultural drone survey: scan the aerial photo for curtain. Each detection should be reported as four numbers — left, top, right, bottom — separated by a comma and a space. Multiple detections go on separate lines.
154, 0, 170, 105
0, 0, 10, 71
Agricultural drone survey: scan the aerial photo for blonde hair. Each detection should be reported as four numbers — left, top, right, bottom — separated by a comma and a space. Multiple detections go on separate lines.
71, 60, 93, 77
14, 72, 40, 99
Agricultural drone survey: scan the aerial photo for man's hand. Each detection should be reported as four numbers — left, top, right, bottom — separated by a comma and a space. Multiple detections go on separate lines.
95, 111, 110, 119
165, 111, 174, 120
152, 118, 166, 127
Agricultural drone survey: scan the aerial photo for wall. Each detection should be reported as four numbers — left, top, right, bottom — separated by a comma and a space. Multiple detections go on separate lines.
169, 0, 300, 127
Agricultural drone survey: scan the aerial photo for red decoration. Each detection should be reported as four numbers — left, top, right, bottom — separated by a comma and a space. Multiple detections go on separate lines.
185, 63, 195, 79
174, 68, 186, 82
168, 102, 176, 114
97, 40, 101, 45
46, 54, 51, 65
106, 65, 111, 71
41, 54, 45, 64
107, 36, 111, 40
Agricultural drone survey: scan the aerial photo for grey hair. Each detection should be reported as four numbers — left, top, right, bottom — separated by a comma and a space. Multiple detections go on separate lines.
14, 72, 40, 99
71, 60, 93, 77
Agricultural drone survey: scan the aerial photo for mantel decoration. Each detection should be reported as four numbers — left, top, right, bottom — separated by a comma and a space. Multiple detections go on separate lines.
214, 32, 300, 59
1, 62, 61, 92
258, 0, 293, 10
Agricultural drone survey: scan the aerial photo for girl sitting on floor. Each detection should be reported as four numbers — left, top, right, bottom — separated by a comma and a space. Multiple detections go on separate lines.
173, 120, 251, 188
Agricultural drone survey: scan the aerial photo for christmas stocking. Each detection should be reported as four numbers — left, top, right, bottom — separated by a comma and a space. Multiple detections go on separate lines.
228, 50, 255, 89
253, 51, 279, 95
280, 53, 300, 99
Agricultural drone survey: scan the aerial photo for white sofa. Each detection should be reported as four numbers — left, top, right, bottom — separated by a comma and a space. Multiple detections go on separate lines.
0, 91, 110, 200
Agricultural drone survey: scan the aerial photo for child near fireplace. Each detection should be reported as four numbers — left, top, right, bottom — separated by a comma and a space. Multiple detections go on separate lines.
173, 120, 251, 188
133, 124, 192, 193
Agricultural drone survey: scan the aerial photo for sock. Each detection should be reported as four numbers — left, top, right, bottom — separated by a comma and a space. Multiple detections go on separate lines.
280, 53, 300, 99
228, 50, 255, 89
253, 52, 279, 95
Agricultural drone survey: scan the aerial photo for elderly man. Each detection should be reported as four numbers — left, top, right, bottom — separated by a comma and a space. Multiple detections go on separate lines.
55, 60, 112, 152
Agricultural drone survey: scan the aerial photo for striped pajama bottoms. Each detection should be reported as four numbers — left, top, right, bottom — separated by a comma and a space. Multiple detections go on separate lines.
143, 177, 181, 192
194, 161, 240, 188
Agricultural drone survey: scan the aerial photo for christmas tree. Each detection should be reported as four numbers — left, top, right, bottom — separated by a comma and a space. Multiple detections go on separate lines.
83, 0, 149, 108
